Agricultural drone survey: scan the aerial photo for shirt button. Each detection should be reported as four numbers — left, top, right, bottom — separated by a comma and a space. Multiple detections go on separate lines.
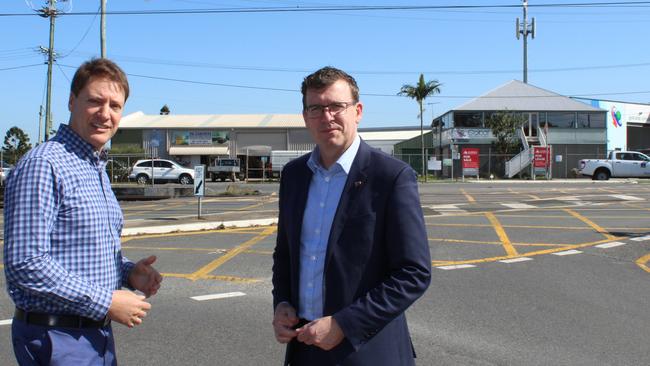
315, 229, 320, 234
320, 202, 325, 208
311, 256, 316, 261
325, 177, 330, 182
307, 282, 313, 287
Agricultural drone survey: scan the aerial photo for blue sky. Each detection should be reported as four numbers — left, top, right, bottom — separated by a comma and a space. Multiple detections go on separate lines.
1, 0, 649, 145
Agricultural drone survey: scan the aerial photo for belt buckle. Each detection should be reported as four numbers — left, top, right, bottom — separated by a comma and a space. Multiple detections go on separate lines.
102, 316, 111, 327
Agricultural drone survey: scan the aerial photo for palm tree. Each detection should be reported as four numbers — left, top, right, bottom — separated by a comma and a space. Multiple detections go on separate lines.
398, 74, 441, 182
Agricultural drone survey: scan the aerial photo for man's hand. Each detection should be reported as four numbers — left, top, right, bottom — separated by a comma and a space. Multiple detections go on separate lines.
273, 302, 299, 343
108, 290, 152, 328
129, 255, 163, 297
296, 316, 344, 351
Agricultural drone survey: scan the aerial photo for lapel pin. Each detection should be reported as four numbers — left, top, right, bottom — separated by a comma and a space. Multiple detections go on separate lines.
354, 181, 364, 188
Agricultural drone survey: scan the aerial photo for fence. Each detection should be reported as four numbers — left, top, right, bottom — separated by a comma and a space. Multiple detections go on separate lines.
394, 145, 607, 179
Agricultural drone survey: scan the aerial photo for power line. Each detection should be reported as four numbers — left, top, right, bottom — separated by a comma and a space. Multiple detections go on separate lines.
0, 63, 43, 71
3, 2, 650, 16
58, 50, 650, 75
54, 63, 650, 99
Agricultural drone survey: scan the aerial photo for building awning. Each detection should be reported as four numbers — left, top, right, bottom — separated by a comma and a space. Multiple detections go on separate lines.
169, 146, 229, 156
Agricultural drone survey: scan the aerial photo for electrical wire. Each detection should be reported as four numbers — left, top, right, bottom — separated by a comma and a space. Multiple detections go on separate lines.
54, 63, 650, 100
3, 2, 650, 17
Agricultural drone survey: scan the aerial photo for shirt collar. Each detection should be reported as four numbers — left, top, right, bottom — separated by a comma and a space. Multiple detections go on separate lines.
55, 124, 108, 165
307, 134, 361, 175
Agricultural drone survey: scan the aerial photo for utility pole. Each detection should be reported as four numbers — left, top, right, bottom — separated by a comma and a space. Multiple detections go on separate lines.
38, 0, 58, 142
516, 0, 535, 83
38, 105, 44, 144
100, 0, 106, 57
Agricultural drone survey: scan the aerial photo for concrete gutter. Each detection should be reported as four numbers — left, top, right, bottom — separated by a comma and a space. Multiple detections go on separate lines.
122, 217, 278, 236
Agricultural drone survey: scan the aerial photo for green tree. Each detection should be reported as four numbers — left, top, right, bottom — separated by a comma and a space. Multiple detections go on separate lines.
2, 126, 32, 164
485, 110, 525, 176
160, 104, 170, 115
398, 74, 441, 181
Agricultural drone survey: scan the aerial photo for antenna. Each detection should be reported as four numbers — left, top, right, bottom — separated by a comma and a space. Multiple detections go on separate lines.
515, 0, 536, 83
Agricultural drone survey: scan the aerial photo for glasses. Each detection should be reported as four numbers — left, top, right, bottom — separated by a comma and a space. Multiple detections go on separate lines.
304, 101, 355, 118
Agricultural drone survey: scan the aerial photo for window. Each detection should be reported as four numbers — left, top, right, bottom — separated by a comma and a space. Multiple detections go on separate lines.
577, 113, 605, 128
155, 161, 173, 168
546, 112, 575, 128
454, 112, 482, 128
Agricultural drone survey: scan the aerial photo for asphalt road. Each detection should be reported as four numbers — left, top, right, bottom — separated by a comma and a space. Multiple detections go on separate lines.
1, 181, 649, 365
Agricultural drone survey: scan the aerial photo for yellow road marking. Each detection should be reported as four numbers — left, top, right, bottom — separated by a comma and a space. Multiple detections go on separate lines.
460, 189, 476, 203
189, 226, 277, 281
431, 237, 625, 266
636, 254, 650, 274
564, 209, 617, 240
161, 272, 261, 283
427, 222, 637, 231
429, 237, 568, 247
122, 245, 273, 255
485, 212, 518, 256
121, 226, 264, 241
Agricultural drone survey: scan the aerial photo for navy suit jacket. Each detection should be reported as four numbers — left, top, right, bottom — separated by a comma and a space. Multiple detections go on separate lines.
272, 140, 431, 366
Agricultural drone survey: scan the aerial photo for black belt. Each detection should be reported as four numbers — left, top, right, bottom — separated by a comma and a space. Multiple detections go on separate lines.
14, 308, 111, 329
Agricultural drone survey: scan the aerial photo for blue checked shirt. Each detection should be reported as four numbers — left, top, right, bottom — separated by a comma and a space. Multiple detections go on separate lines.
298, 135, 360, 320
3, 124, 133, 321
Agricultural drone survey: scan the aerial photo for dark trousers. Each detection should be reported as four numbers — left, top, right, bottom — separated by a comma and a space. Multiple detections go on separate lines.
12, 318, 117, 366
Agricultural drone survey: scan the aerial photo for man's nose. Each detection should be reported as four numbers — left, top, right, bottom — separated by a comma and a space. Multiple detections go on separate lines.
97, 104, 110, 118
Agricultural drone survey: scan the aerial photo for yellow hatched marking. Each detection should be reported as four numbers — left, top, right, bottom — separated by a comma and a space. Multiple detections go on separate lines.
564, 209, 617, 240
122, 245, 273, 255
161, 272, 261, 283
431, 237, 625, 267
189, 226, 277, 281
485, 212, 518, 256
636, 254, 650, 274
460, 189, 476, 203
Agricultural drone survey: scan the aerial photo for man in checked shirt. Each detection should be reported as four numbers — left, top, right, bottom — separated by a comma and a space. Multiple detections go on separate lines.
3, 58, 162, 365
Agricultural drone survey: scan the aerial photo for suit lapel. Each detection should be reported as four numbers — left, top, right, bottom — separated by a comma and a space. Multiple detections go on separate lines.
324, 141, 370, 271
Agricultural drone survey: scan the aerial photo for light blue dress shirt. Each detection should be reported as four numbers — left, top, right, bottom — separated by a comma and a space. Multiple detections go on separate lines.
298, 135, 361, 320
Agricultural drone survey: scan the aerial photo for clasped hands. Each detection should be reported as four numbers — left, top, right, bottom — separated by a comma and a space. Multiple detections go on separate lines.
109, 255, 163, 328
272, 302, 344, 351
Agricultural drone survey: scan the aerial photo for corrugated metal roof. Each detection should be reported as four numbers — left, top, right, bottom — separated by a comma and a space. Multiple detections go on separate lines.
454, 80, 604, 112
120, 112, 305, 129
359, 130, 422, 141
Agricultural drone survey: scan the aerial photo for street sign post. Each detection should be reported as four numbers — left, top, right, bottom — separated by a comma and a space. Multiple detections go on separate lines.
194, 165, 205, 218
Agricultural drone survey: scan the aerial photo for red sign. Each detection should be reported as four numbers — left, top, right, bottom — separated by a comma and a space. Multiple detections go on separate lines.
533, 146, 550, 168
461, 148, 480, 169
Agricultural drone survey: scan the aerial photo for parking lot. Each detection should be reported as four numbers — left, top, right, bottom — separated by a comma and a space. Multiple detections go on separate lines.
1, 181, 649, 365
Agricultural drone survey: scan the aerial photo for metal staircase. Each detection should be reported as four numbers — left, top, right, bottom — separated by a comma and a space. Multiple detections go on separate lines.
505, 126, 547, 178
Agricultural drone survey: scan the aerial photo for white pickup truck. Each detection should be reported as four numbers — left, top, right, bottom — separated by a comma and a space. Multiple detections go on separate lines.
578, 151, 650, 180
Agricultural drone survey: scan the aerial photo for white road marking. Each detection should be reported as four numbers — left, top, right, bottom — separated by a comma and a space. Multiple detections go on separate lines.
501, 203, 536, 209
191, 292, 246, 301
595, 242, 627, 249
436, 264, 476, 270
610, 194, 645, 201
427, 204, 468, 215
552, 250, 582, 256
499, 257, 533, 263
0, 319, 12, 326
630, 235, 650, 242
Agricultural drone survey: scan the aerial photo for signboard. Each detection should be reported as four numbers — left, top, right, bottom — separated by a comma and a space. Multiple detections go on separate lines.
533, 146, 550, 168
443, 158, 453, 167
462, 148, 480, 177
427, 158, 441, 171
194, 165, 205, 196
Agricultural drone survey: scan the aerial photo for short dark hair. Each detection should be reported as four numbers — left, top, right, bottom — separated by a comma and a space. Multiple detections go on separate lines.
301, 66, 359, 109
70, 58, 129, 101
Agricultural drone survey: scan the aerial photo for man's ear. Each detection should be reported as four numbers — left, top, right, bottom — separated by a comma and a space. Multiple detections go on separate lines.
68, 93, 75, 112
355, 102, 363, 124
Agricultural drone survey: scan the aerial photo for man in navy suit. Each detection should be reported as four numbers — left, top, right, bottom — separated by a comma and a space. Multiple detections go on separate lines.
272, 66, 431, 365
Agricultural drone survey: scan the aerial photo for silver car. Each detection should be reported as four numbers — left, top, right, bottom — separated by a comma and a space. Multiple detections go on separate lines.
0, 161, 14, 185
128, 159, 195, 185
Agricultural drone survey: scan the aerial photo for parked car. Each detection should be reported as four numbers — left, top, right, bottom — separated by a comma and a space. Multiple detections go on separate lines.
0, 161, 14, 185
128, 159, 195, 185
208, 158, 242, 182
578, 151, 650, 180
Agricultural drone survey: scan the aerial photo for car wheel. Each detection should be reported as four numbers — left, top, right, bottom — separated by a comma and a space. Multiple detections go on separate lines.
179, 174, 192, 185
136, 174, 149, 185
593, 170, 610, 181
